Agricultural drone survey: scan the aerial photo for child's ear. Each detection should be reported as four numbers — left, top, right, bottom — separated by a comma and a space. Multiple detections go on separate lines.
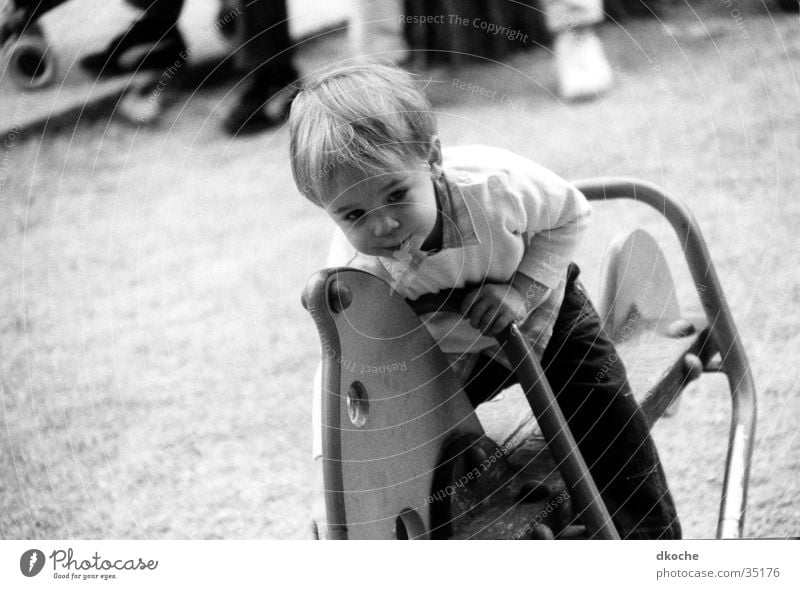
427, 136, 443, 170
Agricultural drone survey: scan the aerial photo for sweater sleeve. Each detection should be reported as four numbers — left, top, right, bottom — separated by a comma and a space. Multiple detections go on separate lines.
508, 157, 592, 288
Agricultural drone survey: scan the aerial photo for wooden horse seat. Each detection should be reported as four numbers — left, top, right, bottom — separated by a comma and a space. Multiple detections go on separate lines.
303, 268, 587, 539
303, 178, 758, 540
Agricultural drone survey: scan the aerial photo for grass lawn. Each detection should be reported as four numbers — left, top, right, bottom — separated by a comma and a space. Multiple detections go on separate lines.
1, 2, 798, 539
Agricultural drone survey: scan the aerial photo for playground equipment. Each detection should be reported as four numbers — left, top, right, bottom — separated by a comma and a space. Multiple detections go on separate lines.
1, 20, 58, 90
302, 178, 756, 540
1, 2, 67, 90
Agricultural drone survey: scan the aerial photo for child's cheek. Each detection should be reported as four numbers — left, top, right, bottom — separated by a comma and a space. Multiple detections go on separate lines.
350, 233, 372, 254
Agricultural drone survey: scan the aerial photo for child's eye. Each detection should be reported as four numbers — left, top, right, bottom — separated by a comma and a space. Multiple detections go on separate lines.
387, 189, 407, 203
344, 210, 365, 222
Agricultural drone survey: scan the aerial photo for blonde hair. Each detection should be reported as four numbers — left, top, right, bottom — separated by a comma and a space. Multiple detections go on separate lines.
289, 62, 438, 206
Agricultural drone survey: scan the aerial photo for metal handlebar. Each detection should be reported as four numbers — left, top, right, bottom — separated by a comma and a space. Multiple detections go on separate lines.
574, 178, 756, 539
408, 292, 620, 539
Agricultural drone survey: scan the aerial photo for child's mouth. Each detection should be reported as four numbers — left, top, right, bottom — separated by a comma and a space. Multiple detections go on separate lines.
386, 235, 412, 251
391, 235, 427, 261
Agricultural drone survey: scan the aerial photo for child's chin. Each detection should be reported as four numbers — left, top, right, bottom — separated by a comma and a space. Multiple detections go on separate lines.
359, 246, 395, 257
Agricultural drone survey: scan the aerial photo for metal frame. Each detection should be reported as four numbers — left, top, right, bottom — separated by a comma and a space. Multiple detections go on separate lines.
303, 177, 757, 540
575, 178, 757, 539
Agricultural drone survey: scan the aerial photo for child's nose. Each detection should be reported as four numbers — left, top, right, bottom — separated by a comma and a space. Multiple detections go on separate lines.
373, 213, 400, 237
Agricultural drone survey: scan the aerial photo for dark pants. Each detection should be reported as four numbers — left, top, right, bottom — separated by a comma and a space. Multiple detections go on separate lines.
230, 0, 295, 79
127, 0, 296, 81
464, 264, 681, 539
127, 0, 184, 30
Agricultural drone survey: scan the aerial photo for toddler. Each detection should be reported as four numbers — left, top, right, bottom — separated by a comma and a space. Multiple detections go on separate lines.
289, 62, 680, 540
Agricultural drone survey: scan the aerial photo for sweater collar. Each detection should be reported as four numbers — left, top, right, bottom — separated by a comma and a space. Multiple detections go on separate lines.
432, 170, 480, 251
380, 170, 481, 272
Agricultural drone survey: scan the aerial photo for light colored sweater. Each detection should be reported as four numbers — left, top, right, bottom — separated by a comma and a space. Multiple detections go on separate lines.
312, 145, 592, 458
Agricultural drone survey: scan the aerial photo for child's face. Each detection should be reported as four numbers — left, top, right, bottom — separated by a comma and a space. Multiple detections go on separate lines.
325, 161, 440, 258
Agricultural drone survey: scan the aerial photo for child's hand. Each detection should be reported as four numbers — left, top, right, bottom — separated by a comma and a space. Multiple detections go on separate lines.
461, 284, 527, 337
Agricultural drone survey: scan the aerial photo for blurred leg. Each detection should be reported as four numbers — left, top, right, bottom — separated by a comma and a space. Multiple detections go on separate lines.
126, 0, 184, 24
542, 0, 604, 32
349, 0, 408, 62
231, 0, 295, 79
223, 0, 299, 135
542, 0, 612, 100
80, 0, 186, 76
464, 265, 681, 539
538, 265, 681, 538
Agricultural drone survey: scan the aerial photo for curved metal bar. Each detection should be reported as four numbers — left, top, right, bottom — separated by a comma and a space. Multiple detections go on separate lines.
498, 325, 620, 539
574, 177, 757, 539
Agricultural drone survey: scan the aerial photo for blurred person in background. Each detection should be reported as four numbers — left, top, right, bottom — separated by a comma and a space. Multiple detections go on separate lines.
1, 0, 618, 134
544, 0, 613, 100
78, 0, 298, 135
350, 0, 613, 101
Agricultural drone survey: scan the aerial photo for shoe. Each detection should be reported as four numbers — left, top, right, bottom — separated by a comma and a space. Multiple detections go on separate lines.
117, 78, 167, 126
222, 65, 298, 137
554, 27, 613, 102
80, 17, 186, 78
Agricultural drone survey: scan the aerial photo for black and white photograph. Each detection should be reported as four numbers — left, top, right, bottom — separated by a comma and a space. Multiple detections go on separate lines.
1, 0, 798, 579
